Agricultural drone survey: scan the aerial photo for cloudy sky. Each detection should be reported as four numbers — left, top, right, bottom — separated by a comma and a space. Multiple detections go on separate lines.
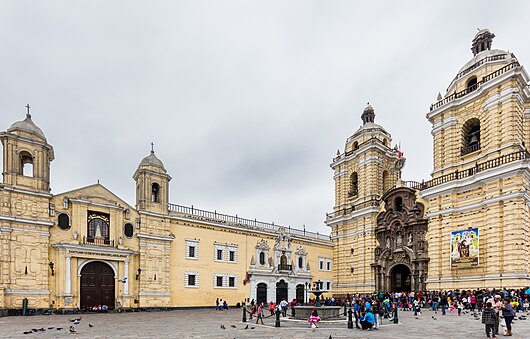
1, 1, 529, 234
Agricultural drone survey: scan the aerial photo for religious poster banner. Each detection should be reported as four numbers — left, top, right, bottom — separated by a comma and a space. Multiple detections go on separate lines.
450, 228, 479, 268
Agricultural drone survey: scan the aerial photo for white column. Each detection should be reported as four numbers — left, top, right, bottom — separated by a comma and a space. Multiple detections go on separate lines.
65, 255, 71, 294
124, 260, 129, 295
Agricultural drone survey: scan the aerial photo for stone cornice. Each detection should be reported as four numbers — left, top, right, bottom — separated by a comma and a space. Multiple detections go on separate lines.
67, 198, 125, 211
52, 243, 137, 256
0, 184, 53, 198
136, 233, 175, 242
0, 214, 53, 227
325, 207, 379, 227
421, 159, 530, 200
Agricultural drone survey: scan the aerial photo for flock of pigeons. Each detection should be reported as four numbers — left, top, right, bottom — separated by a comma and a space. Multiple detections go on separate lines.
430, 310, 529, 321
220, 324, 255, 330
22, 316, 93, 335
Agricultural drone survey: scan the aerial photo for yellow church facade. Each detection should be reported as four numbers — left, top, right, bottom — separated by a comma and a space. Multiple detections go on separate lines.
328, 30, 530, 297
0, 113, 333, 314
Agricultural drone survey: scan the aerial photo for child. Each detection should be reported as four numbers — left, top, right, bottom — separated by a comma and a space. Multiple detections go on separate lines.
308, 309, 320, 329
482, 302, 496, 338
449, 301, 455, 313
457, 300, 464, 316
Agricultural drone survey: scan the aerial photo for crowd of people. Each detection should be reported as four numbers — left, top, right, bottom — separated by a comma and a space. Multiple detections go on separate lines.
332, 287, 530, 335
219, 286, 530, 336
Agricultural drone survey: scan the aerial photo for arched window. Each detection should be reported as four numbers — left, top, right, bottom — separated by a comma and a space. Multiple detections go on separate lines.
298, 257, 303, 269
466, 76, 478, 93
87, 212, 110, 244
20, 151, 33, 177
349, 172, 358, 197
352, 141, 359, 150
382, 170, 390, 194
461, 118, 481, 155
259, 252, 265, 265
395, 197, 403, 212
151, 183, 160, 203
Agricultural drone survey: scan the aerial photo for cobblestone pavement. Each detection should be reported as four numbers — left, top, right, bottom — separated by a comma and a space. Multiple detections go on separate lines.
2, 308, 530, 339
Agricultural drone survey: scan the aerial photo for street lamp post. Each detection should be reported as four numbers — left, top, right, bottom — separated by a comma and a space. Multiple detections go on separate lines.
305, 281, 308, 305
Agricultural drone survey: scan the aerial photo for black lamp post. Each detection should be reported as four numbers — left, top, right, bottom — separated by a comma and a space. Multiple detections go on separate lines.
304, 281, 308, 305
136, 268, 142, 280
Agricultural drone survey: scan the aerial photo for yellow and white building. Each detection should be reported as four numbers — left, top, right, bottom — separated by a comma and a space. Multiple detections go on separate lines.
0, 112, 333, 314
1, 29, 530, 314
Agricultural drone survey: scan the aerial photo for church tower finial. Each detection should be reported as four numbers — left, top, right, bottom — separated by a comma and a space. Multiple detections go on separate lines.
361, 103, 375, 125
471, 29, 495, 56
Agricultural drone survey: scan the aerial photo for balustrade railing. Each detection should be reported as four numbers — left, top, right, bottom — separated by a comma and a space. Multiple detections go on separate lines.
167, 203, 331, 241
431, 61, 520, 111
83, 236, 114, 247
278, 264, 292, 271
461, 142, 481, 156
327, 150, 530, 218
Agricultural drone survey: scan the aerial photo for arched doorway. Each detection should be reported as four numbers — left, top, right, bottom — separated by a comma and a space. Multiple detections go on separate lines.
276, 279, 288, 303
256, 283, 267, 304
390, 264, 411, 292
80, 261, 115, 310
296, 284, 305, 304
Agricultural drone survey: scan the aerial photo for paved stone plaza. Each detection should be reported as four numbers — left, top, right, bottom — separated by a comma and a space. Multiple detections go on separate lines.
2, 308, 530, 338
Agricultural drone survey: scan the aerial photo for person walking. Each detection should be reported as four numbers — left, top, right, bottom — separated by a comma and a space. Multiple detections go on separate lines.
440, 295, 448, 315
256, 302, 264, 325
268, 301, 275, 316
280, 298, 288, 317
482, 302, 496, 338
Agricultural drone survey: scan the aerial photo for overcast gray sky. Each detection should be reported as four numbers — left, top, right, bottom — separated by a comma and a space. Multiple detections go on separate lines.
1, 1, 529, 235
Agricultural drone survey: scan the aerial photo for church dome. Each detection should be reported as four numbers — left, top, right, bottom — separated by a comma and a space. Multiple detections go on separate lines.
8, 113, 47, 141
138, 149, 166, 172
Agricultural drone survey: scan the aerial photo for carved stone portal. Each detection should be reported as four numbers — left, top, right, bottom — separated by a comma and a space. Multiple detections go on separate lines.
373, 187, 429, 292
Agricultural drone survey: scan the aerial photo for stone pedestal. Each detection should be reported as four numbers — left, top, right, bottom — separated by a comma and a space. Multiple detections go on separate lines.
293, 306, 342, 320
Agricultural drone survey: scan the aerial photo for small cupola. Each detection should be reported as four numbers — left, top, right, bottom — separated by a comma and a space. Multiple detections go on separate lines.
361, 103, 376, 125
471, 29, 495, 56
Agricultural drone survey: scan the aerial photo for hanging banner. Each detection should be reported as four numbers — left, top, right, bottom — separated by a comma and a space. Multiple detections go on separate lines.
450, 228, 479, 268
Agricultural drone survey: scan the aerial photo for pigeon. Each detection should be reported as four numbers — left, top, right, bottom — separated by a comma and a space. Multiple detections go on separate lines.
432, 316, 437, 320
38, 328, 46, 332
89, 324, 94, 328
244, 324, 248, 329
220, 325, 225, 329
73, 320, 80, 325
69, 326, 77, 333
48, 327, 54, 330
250, 327, 255, 329
231, 325, 236, 328
70, 317, 82, 322
23, 331, 31, 335
56, 328, 63, 330
474, 317, 480, 320
330, 336, 333, 339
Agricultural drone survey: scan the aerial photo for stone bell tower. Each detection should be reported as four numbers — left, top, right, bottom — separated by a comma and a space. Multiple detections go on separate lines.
133, 144, 171, 215
422, 30, 530, 290
0, 105, 55, 311
0, 105, 54, 192
326, 104, 401, 296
